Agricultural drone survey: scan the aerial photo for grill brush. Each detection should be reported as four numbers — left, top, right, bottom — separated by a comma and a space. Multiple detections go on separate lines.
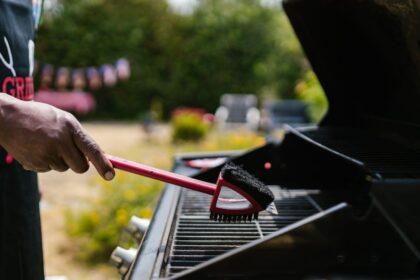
108, 155, 277, 222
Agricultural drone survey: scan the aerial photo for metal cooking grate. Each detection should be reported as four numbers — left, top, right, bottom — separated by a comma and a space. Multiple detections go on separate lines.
164, 186, 321, 277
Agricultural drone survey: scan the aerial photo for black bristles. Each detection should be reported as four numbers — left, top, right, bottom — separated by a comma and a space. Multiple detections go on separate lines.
209, 212, 259, 223
221, 163, 274, 209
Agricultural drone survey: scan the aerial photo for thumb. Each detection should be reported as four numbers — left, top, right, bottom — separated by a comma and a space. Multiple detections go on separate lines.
73, 129, 115, 181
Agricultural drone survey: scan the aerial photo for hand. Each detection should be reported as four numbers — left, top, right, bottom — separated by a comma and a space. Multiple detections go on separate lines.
0, 94, 115, 180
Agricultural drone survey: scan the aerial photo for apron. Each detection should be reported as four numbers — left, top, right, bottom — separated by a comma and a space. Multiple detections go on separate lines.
0, 0, 44, 279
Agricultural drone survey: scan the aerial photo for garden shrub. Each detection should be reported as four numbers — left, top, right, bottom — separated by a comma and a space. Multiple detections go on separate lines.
172, 111, 210, 142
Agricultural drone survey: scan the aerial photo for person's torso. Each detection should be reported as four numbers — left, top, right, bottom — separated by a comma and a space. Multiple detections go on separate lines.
0, 3, 44, 279
0, 0, 35, 101
0, 0, 38, 166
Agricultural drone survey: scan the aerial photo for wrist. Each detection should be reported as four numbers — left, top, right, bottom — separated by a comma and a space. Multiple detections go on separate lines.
0, 94, 23, 144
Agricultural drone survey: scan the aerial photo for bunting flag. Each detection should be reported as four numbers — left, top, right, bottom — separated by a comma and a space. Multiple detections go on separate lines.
35, 58, 131, 91
116, 58, 130, 81
72, 69, 86, 90
40, 64, 54, 88
34, 58, 131, 114
56, 67, 70, 89
87, 67, 102, 90
101, 64, 117, 87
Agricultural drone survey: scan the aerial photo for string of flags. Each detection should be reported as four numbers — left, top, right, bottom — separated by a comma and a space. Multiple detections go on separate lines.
33, 58, 131, 114
35, 58, 131, 90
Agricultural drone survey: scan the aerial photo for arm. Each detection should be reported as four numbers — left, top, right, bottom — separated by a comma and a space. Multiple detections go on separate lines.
0, 94, 115, 180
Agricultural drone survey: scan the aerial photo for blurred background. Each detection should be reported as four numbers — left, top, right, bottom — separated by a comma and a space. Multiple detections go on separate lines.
35, 0, 328, 279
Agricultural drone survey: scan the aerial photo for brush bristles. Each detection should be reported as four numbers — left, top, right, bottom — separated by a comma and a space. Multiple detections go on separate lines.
221, 163, 274, 209
210, 212, 259, 223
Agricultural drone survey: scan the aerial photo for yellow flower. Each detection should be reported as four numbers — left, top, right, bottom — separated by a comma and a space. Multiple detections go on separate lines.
116, 208, 128, 226
139, 207, 153, 219
89, 211, 100, 225
123, 190, 136, 201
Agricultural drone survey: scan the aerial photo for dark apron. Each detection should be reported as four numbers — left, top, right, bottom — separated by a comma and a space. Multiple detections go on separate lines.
0, 0, 44, 279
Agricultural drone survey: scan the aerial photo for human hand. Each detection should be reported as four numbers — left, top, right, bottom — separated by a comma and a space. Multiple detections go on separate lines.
0, 94, 115, 180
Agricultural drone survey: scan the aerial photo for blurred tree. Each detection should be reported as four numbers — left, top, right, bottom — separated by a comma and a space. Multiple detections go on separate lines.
254, 9, 306, 99
37, 0, 176, 119
36, 0, 307, 119
164, 0, 286, 111
295, 71, 328, 123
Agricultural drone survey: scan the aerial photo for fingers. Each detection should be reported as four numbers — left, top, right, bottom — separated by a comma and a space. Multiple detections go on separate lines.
22, 164, 50, 173
22, 157, 68, 173
72, 128, 115, 181
49, 157, 69, 172
60, 143, 89, 174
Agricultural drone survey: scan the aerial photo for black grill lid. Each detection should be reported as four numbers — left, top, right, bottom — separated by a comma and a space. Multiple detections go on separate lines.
283, 0, 420, 127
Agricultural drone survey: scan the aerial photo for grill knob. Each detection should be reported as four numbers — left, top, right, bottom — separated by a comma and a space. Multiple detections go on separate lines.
110, 247, 137, 276
126, 216, 150, 243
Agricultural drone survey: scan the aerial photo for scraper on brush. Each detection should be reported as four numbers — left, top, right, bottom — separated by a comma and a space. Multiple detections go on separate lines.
107, 155, 277, 222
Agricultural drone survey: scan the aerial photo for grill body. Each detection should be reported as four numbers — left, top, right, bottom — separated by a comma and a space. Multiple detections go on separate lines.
124, 0, 420, 278
126, 139, 419, 279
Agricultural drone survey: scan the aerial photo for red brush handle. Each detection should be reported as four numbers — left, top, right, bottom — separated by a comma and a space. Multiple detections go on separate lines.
107, 155, 216, 195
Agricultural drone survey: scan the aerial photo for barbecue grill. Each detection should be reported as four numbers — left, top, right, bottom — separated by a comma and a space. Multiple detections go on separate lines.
111, 0, 420, 278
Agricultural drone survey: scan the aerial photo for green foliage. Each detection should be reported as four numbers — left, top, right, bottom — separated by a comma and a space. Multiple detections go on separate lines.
163, 0, 304, 111
254, 10, 306, 99
66, 173, 163, 263
37, 0, 174, 119
295, 71, 329, 123
36, 0, 306, 119
172, 112, 210, 142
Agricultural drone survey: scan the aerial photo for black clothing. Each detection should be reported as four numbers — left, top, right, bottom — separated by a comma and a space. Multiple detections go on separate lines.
0, 0, 44, 279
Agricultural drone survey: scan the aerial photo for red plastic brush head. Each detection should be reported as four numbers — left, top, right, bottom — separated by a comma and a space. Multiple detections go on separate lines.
209, 163, 276, 222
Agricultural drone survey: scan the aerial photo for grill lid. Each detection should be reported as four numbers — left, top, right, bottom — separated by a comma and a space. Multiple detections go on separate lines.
284, 0, 420, 127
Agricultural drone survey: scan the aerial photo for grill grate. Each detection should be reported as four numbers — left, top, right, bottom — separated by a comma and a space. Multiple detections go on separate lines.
165, 186, 321, 277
